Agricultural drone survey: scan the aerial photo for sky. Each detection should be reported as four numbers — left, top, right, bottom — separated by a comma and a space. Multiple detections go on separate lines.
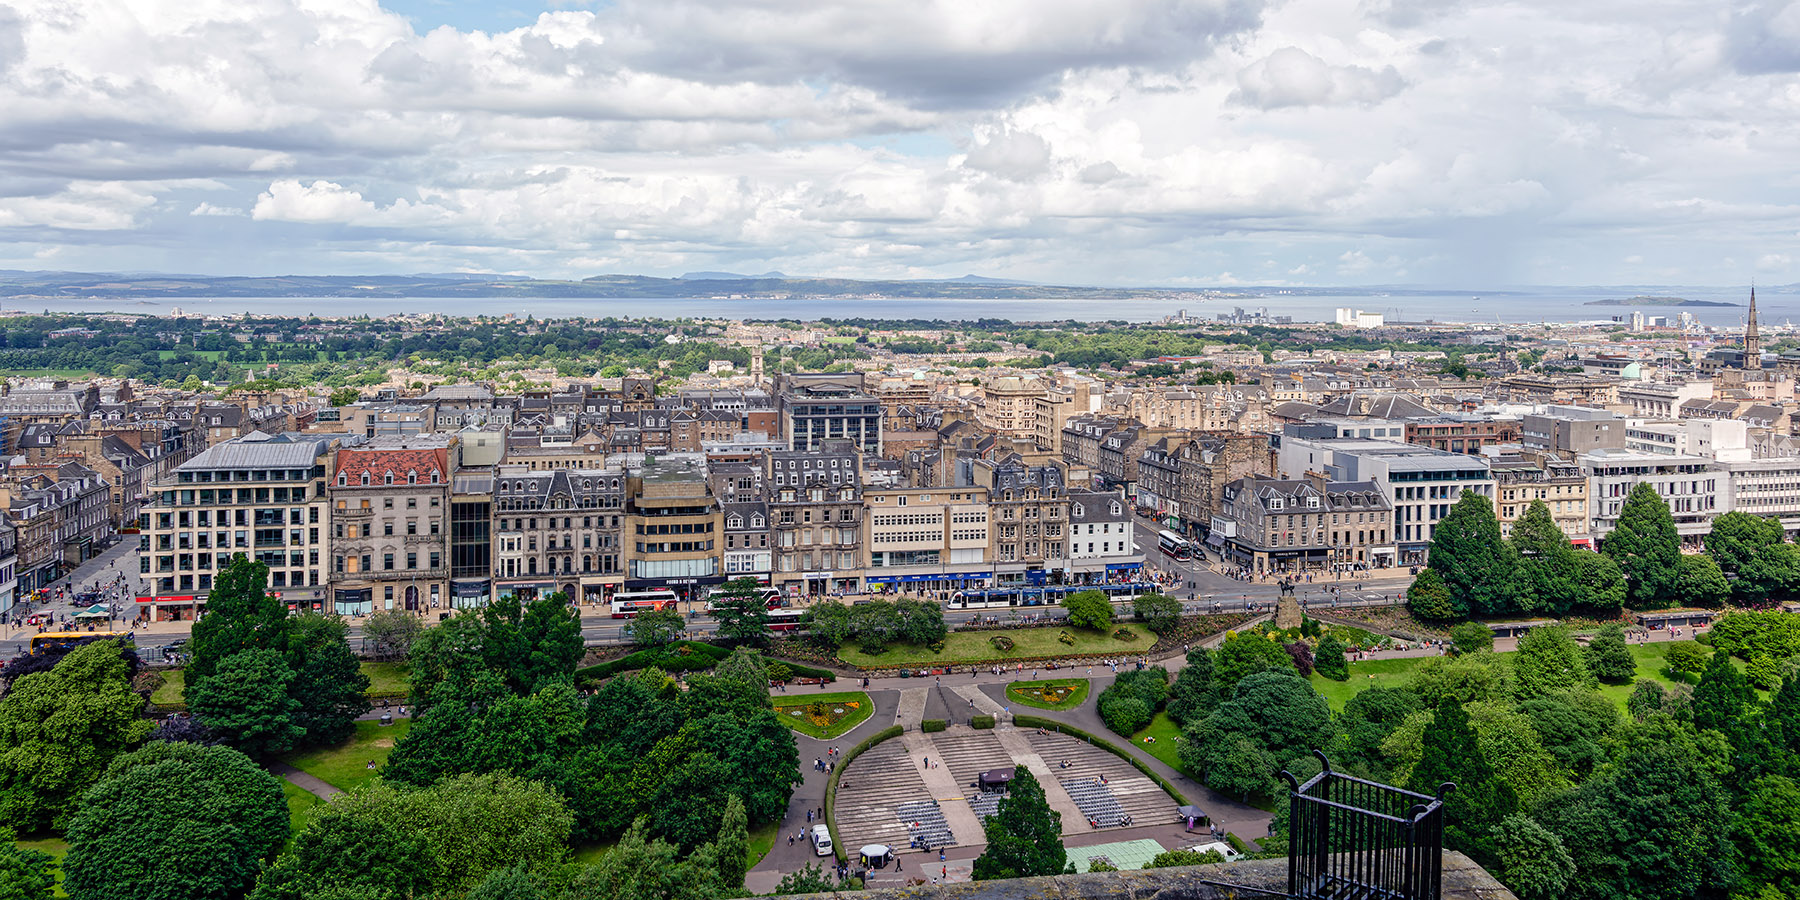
0, 0, 1798, 287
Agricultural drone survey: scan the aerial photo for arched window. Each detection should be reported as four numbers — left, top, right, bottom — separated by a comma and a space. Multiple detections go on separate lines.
407, 472, 417, 485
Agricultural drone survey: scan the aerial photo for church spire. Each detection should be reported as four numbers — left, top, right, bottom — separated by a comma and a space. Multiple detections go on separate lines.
1746, 284, 1762, 369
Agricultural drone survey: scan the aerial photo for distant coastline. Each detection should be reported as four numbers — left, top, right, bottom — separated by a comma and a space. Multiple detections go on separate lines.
1584, 296, 1739, 307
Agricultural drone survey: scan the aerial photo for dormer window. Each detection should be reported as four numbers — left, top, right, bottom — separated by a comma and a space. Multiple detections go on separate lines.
408, 472, 417, 484
360, 473, 370, 486
337, 474, 347, 486
384, 471, 394, 485
752, 515, 764, 528
1269, 498, 1284, 510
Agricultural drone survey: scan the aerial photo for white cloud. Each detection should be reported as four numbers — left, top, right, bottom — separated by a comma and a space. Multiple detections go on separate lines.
191, 202, 244, 217
1231, 47, 1405, 109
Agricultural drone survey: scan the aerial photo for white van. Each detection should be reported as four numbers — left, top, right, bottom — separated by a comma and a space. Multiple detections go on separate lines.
810, 824, 833, 857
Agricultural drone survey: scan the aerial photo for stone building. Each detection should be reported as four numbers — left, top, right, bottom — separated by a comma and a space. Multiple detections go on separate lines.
766, 441, 864, 595
327, 437, 453, 614
971, 455, 1068, 585
491, 463, 626, 604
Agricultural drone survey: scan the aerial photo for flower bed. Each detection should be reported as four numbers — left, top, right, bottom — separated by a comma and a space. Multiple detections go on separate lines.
1005, 678, 1091, 711
773, 691, 874, 740
1147, 614, 1255, 654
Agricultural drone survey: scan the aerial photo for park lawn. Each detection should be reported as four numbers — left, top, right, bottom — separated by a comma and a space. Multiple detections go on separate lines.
1005, 678, 1091, 711
280, 719, 412, 793
151, 668, 184, 705
153, 662, 407, 704
1595, 642, 1704, 711
748, 819, 779, 869
1310, 656, 1430, 711
1129, 712, 1189, 775
14, 836, 68, 898
773, 691, 874, 739
836, 623, 1155, 668
282, 779, 325, 844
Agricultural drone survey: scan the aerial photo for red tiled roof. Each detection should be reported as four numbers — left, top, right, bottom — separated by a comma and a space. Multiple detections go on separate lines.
333, 447, 448, 483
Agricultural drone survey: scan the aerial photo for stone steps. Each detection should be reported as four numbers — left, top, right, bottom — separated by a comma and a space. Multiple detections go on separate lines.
1027, 731, 1183, 828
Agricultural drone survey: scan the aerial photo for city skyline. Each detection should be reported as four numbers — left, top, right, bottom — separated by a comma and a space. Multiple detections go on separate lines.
1, 0, 1798, 287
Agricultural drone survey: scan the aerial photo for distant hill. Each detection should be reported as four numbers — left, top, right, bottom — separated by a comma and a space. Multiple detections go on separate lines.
677, 271, 789, 280
1584, 296, 1740, 307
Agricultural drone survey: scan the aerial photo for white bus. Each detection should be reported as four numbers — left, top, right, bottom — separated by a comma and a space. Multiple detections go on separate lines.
1158, 530, 1193, 560
610, 589, 678, 618
705, 587, 784, 611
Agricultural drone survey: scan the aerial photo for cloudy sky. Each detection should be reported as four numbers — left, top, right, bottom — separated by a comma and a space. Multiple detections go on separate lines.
0, 0, 1797, 286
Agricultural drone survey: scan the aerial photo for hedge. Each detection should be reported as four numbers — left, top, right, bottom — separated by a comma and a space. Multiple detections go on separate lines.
921, 719, 946, 733
825, 724, 904, 863
971, 715, 996, 730
574, 640, 731, 684
772, 659, 838, 682
1013, 714, 1191, 808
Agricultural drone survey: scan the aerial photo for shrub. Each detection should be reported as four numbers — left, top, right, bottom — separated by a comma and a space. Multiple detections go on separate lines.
971, 715, 996, 730
1313, 636, 1350, 682
921, 719, 946, 733
1663, 641, 1708, 678
1096, 667, 1169, 736
1450, 622, 1494, 655
1283, 642, 1314, 677
1058, 631, 1076, 646
1101, 697, 1153, 735
767, 663, 792, 683
989, 635, 1015, 651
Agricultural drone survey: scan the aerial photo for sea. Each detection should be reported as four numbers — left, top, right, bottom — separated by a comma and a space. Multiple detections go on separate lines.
20, 285, 1785, 328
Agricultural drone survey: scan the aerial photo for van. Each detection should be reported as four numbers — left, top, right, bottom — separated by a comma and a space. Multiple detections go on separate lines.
810, 824, 833, 856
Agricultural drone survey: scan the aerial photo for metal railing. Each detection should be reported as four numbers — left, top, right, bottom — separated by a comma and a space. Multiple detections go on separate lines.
1284, 751, 1450, 900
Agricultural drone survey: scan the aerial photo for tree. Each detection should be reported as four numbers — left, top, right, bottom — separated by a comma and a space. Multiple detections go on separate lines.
1061, 590, 1114, 630
0, 829, 55, 900
713, 795, 750, 891
1601, 482, 1682, 609
712, 646, 771, 691
1627, 681, 1667, 722
1491, 815, 1575, 900
1573, 551, 1627, 613
467, 867, 543, 900
250, 811, 435, 900
1166, 647, 1218, 726
1313, 635, 1350, 681
64, 742, 288, 900
1584, 623, 1636, 685
1409, 700, 1516, 866
627, 608, 685, 647
1675, 554, 1730, 608
186, 649, 306, 759
363, 607, 425, 660
1185, 670, 1333, 800
0, 640, 153, 832
1519, 690, 1620, 780
1705, 510, 1785, 577
1212, 631, 1298, 692
1131, 593, 1183, 635
1330, 688, 1421, 780
1692, 649, 1755, 736
1407, 568, 1461, 620
283, 614, 371, 748
1147, 847, 1226, 868
1450, 622, 1494, 655
772, 864, 839, 895
1663, 641, 1709, 679
1200, 733, 1276, 801
1097, 668, 1168, 736
800, 599, 853, 648
1734, 775, 1800, 900
1283, 641, 1315, 677
893, 597, 947, 646
1406, 651, 1515, 706
1737, 543, 1800, 604
187, 555, 289, 685
1428, 490, 1522, 616
1511, 500, 1582, 615
1514, 626, 1593, 697
972, 767, 1066, 880
708, 578, 772, 645
1538, 732, 1735, 900
556, 817, 728, 900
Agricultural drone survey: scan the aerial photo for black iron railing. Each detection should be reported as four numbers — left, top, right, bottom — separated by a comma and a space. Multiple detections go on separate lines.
1283, 751, 1451, 900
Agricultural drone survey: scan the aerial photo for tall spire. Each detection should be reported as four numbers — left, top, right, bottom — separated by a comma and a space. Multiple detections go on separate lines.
1746, 284, 1762, 369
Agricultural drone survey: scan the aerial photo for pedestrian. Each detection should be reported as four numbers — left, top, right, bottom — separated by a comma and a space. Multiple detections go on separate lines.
789, 833, 796, 847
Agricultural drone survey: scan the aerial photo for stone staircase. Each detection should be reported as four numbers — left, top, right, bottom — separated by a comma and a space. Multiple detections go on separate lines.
1026, 730, 1183, 829
929, 728, 1016, 823
834, 738, 946, 853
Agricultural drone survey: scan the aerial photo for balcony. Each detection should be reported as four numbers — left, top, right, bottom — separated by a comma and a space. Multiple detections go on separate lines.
337, 506, 373, 518
403, 532, 441, 546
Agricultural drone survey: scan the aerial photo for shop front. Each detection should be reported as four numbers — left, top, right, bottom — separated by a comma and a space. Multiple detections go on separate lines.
497, 580, 553, 603
135, 594, 202, 623
333, 588, 372, 617
865, 570, 993, 597
450, 579, 492, 609
279, 588, 328, 615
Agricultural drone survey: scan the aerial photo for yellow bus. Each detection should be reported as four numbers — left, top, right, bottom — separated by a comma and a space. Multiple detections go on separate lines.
28, 631, 132, 651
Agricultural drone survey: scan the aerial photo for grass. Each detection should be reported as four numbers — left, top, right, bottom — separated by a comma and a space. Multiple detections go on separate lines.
281, 779, 325, 844
1310, 657, 1429, 711
1005, 678, 1091, 710
1129, 711, 1188, 775
152, 662, 408, 705
569, 839, 615, 865
13, 836, 68, 897
748, 819, 778, 869
279, 719, 412, 793
836, 623, 1155, 668
773, 691, 874, 739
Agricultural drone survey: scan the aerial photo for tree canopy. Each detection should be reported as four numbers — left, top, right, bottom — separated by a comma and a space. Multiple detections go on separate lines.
972, 767, 1065, 880
0, 640, 153, 832
1061, 590, 1114, 630
1428, 490, 1521, 616
1601, 482, 1683, 609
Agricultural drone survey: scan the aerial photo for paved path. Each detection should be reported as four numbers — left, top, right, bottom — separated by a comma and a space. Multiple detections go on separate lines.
950, 683, 1004, 717
270, 762, 341, 800
894, 687, 928, 728
993, 727, 1093, 835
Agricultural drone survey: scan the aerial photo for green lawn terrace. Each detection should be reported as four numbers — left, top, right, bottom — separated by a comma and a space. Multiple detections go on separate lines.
1005, 678, 1091, 711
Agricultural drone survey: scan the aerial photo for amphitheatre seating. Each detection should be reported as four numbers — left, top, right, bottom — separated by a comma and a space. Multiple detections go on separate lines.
1026, 730, 1182, 829
834, 738, 963, 852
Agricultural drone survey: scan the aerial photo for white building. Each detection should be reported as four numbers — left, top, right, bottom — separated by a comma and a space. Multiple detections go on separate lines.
1580, 449, 1722, 544
1277, 437, 1493, 566
1066, 489, 1143, 584
1334, 308, 1386, 329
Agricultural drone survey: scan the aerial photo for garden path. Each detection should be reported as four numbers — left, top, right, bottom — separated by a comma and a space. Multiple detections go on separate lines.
950, 683, 1005, 718
270, 762, 341, 800
894, 687, 928, 728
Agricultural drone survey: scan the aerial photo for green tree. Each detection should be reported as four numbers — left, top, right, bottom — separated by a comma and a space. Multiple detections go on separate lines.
1584, 623, 1637, 685
1146, 847, 1226, 868
1096, 667, 1169, 736
800, 598, 853, 648
1765, 672, 1800, 767
467, 867, 543, 900
1450, 622, 1494, 655
1664, 641, 1709, 679
1131, 593, 1183, 635
1737, 543, 1800, 604
64, 742, 288, 900
1166, 646, 1218, 726
708, 578, 772, 645
713, 795, 750, 891
1538, 731, 1736, 900
1692, 649, 1754, 736
1313, 634, 1350, 681
557, 817, 727, 900
0, 828, 55, 900
283, 614, 371, 748
1705, 510, 1785, 577
1519, 690, 1620, 780
362, 607, 425, 660
1601, 482, 1682, 609
1061, 590, 1114, 630
250, 812, 434, 900
328, 387, 361, 406
1409, 700, 1517, 866
0, 640, 153, 832
627, 608, 685, 647
1185, 670, 1333, 800
972, 767, 1065, 880
1734, 775, 1800, 899
187, 555, 289, 685
1330, 687, 1422, 780
893, 597, 947, 646
772, 865, 839, 895
1407, 567, 1460, 621
1511, 500, 1581, 614
1628, 680, 1668, 722
1573, 551, 1627, 613
1428, 490, 1522, 616
1212, 631, 1298, 692
186, 648, 306, 759
1200, 733, 1276, 801
1514, 626, 1593, 697
1491, 815, 1576, 900
1407, 651, 1515, 706
1675, 554, 1730, 608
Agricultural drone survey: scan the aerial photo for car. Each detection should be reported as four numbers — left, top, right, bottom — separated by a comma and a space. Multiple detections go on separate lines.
810, 824, 833, 857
